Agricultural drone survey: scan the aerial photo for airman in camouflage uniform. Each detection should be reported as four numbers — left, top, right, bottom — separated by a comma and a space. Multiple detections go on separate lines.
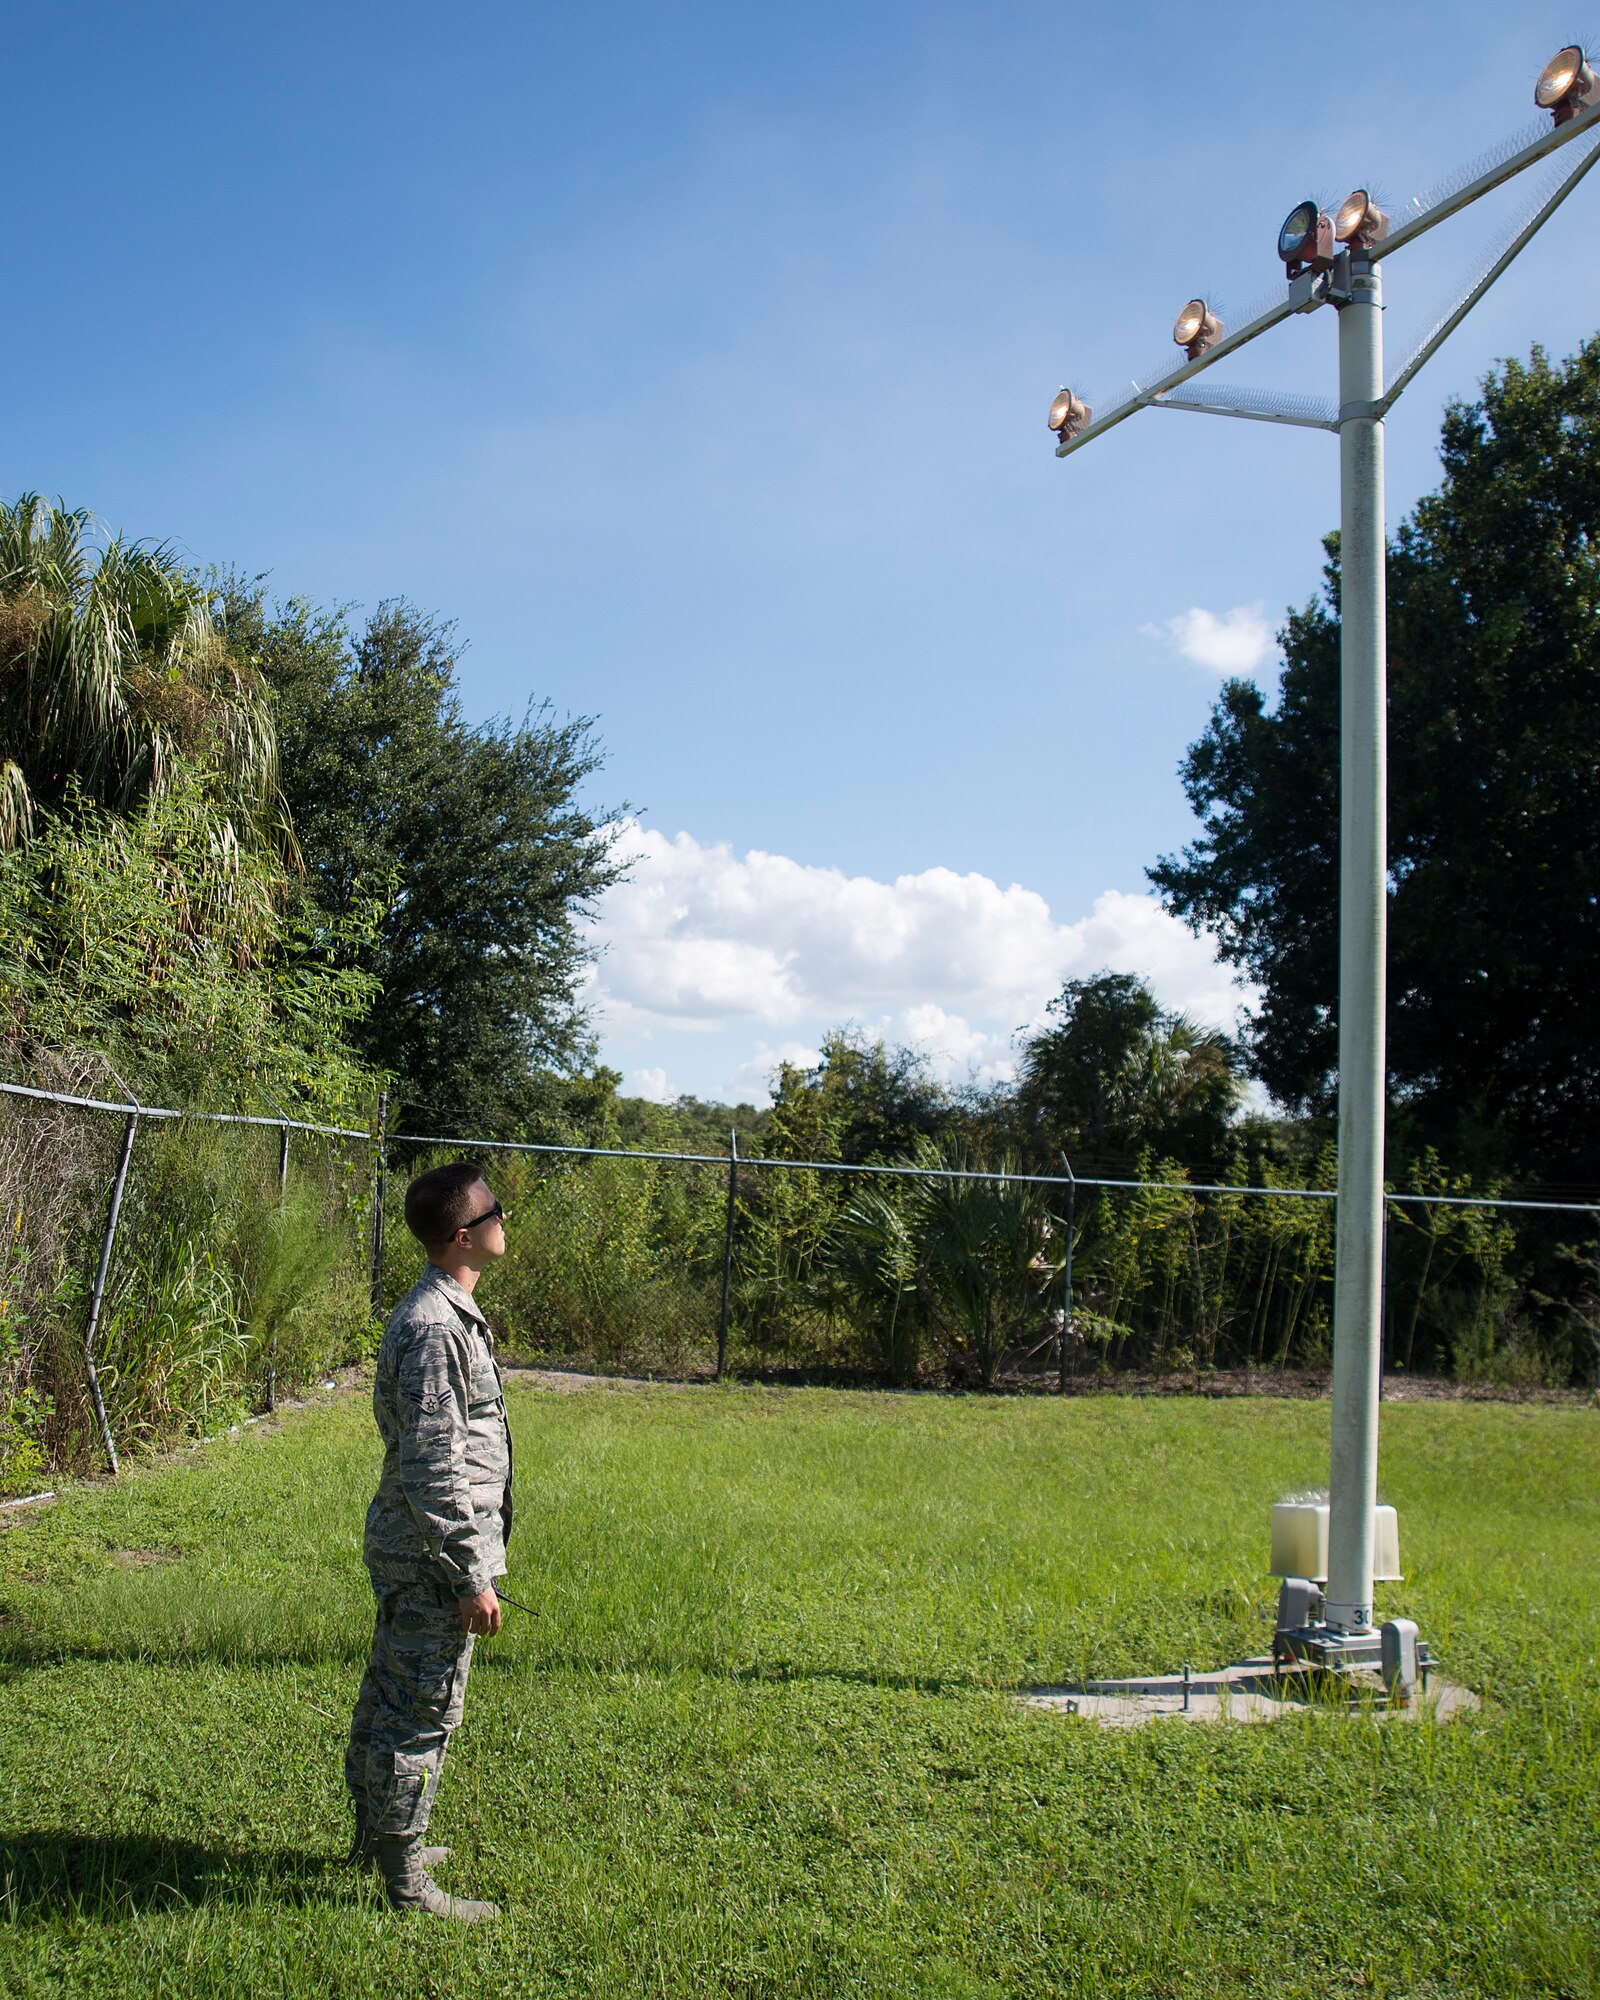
344, 1163, 513, 1923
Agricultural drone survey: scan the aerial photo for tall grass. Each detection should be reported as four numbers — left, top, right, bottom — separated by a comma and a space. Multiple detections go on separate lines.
0, 1103, 375, 1488
9, 1107, 1592, 1499
367, 1142, 1599, 1392
383, 1147, 723, 1374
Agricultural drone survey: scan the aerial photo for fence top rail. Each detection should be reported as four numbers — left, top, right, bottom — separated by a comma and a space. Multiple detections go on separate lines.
8, 1081, 1596, 1213
386, 1130, 1600, 1216
9, 1084, 1596, 1212
0, 1078, 367, 1141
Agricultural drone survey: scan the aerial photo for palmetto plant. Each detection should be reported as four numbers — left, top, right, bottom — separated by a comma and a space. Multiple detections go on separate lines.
0, 494, 281, 854
912, 1143, 1057, 1389
825, 1184, 923, 1384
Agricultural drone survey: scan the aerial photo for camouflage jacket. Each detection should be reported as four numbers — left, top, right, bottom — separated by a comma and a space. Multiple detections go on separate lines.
364, 1264, 514, 1597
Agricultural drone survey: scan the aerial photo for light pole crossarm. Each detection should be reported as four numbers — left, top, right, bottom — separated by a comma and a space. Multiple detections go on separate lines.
1054, 295, 1296, 459
1377, 95, 1600, 263
1380, 128, 1600, 412
1151, 383, 1338, 432
1053, 96, 1600, 470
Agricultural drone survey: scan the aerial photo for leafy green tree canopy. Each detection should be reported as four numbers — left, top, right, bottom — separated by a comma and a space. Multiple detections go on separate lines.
233, 591, 623, 1131
766, 1029, 955, 1166
0, 496, 366, 1112
1150, 339, 1600, 1182
611, 1091, 769, 1157
1014, 970, 1241, 1172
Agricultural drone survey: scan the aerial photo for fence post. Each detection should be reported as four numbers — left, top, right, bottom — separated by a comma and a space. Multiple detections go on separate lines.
265, 1121, 290, 1414
1594, 1234, 1600, 1365
370, 1088, 389, 1315
83, 1112, 138, 1476
716, 1128, 738, 1381
1058, 1152, 1076, 1394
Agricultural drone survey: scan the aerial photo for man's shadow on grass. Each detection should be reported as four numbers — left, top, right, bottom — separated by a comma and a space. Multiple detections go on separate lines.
0, 1831, 360, 1922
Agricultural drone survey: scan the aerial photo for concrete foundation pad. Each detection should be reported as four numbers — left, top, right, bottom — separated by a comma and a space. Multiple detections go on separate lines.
1019, 1656, 1481, 1728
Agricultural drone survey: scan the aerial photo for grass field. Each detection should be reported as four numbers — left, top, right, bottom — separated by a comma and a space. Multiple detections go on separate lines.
0, 1380, 1596, 1999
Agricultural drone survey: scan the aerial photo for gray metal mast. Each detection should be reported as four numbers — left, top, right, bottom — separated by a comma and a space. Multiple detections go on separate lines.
1326, 252, 1386, 1634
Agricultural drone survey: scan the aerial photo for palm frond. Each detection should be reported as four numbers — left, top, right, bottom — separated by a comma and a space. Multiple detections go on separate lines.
0, 495, 282, 847
0, 759, 35, 850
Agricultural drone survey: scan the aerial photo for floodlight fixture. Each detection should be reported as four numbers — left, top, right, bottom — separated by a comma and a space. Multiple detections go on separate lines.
1535, 43, 1598, 123
1333, 188, 1389, 251
1173, 298, 1223, 359
1047, 387, 1092, 440
1277, 199, 1334, 278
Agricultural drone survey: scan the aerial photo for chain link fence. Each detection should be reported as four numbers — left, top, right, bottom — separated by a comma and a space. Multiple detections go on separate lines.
5, 1074, 1598, 1496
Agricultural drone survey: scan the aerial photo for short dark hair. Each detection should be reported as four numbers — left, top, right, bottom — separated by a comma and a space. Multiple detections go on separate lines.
404, 1162, 487, 1247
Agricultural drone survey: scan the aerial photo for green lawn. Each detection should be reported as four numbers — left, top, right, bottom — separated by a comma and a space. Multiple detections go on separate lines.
0, 1382, 1596, 1999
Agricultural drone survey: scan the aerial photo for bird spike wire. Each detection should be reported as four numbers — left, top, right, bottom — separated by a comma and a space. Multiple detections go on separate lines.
1397, 34, 1598, 223
1081, 175, 1358, 425
1085, 275, 1299, 428
1384, 126, 1600, 397
1153, 381, 1339, 428
1397, 114, 1554, 228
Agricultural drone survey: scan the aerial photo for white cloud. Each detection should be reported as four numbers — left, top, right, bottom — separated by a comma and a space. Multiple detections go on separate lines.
629, 1066, 672, 1103
1148, 602, 1277, 676
588, 824, 1253, 1105
718, 1040, 824, 1106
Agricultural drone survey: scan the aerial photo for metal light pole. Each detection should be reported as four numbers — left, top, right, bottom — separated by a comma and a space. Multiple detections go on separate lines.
1326, 254, 1386, 1636
1050, 52, 1600, 1661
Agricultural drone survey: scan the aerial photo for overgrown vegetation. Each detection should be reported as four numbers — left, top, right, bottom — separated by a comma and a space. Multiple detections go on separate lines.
0, 499, 387, 1492
0, 506, 623, 1491
379, 1105, 1579, 1399
0, 1095, 374, 1488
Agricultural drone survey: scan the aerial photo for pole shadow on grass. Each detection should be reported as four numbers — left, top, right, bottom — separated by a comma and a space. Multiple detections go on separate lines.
0, 1831, 356, 1923
0, 1628, 985, 1696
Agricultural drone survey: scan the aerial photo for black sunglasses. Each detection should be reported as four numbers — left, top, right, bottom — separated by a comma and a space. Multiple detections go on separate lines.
460, 1201, 508, 1232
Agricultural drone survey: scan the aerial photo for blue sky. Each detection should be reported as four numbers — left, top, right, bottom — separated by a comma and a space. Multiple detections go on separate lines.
6, 4, 1598, 1105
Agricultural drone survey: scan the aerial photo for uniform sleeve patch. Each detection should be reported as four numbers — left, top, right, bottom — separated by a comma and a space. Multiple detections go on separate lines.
406, 1388, 445, 1415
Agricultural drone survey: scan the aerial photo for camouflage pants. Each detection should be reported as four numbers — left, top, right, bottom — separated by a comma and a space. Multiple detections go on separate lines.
345, 1569, 475, 1837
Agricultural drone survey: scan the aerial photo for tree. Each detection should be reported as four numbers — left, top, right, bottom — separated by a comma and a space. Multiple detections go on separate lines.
766, 1029, 954, 1166
0, 495, 372, 1111
232, 591, 623, 1130
1150, 338, 1600, 1182
611, 1091, 768, 1157
0, 495, 279, 854
1014, 971, 1241, 1171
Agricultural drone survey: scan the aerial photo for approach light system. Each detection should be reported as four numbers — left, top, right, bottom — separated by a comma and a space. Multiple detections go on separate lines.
1333, 188, 1389, 250
1277, 199, 1334, 278
1040, 38, 1600, 1685
1173, 298, 1223, 359
1536, 44, 1598, 123
1048, 387, 1092, 440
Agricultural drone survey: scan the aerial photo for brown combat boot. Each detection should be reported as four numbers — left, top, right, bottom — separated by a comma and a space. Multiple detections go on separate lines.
347, 1803, 449, 1873
371, 1833, 499, 1924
